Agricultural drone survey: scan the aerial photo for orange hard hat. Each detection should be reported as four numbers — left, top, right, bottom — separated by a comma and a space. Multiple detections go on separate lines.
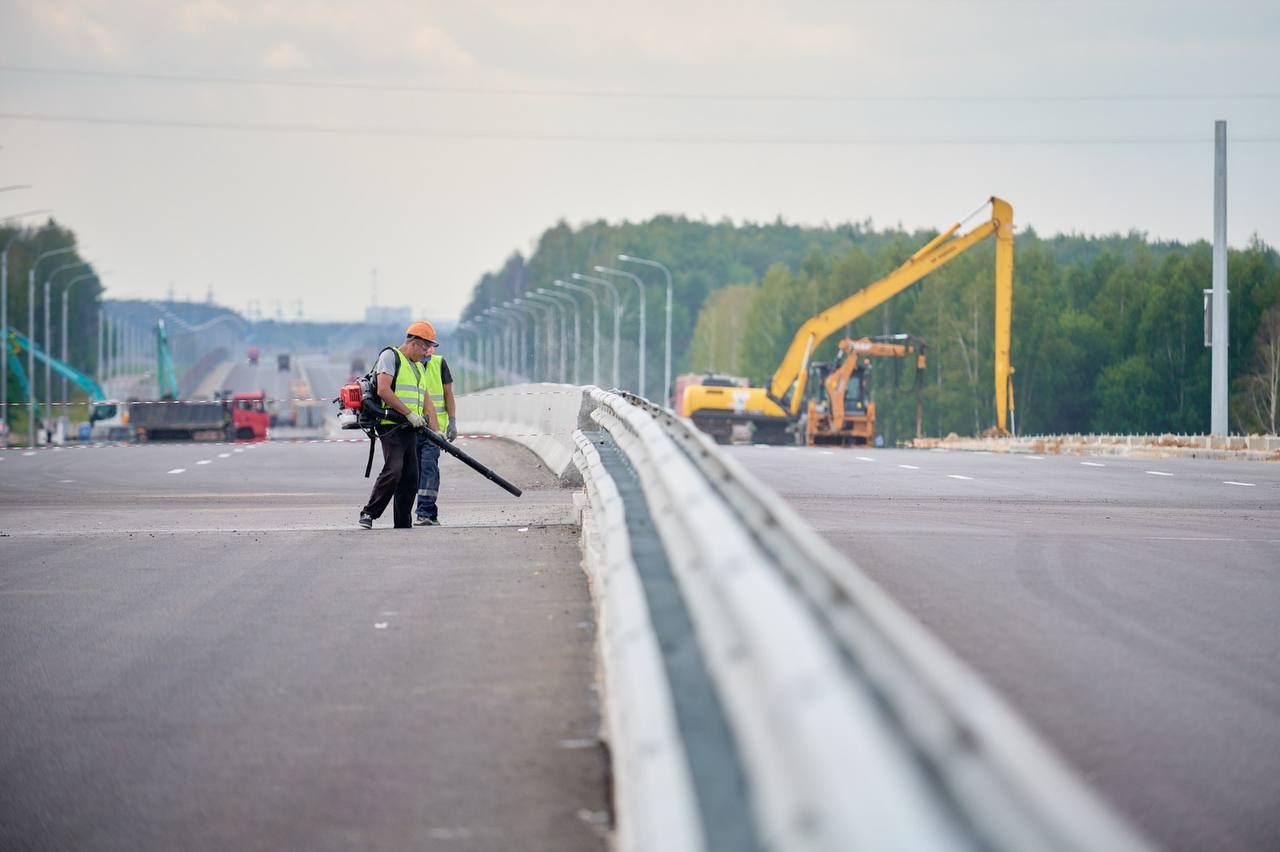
406, 320, 437, 343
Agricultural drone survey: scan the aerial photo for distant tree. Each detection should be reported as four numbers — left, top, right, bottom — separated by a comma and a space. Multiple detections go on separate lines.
1235, 305, 1280, 434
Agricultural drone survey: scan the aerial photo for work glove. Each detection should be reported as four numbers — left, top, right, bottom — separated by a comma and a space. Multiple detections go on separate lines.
446, 420, 458, 442
406, 412, 427, 429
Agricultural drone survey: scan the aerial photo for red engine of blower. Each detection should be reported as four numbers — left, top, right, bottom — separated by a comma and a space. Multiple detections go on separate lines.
339, 383, 362, 410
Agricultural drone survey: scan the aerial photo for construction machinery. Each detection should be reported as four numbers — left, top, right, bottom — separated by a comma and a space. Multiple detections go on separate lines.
684, 196, 1015, 444
805, 335, 924, 446
3, 327, 118, 426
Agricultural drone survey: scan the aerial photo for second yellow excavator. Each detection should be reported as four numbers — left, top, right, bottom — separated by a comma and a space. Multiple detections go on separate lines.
684, 196, 1015, 444
806, 335, 925, 446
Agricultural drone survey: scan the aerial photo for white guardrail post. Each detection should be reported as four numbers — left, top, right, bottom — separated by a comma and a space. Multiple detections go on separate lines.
458, 384, 1154, 852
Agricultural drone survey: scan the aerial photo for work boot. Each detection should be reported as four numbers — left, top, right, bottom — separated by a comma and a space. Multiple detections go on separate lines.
359, 513, 373, 530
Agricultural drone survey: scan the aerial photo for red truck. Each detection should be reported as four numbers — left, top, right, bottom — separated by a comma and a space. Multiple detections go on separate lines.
247, 347, 261, 366
128, 390, 269, 441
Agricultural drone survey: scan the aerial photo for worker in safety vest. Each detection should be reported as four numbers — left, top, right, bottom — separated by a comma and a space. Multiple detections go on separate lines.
358, 322, 438, 529
413, 324, 456, 525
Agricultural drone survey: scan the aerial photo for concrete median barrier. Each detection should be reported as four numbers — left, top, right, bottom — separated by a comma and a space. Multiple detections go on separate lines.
462, 384, 1154, 852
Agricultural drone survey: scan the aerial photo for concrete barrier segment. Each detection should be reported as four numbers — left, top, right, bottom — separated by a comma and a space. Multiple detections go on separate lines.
632, 396, 1157, 852
588, 389, 968, 851
459, 384, 585, 484
571, 428, 705, 852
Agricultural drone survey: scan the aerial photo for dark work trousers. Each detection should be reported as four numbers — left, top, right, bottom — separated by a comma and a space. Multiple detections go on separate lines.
415, 432, 442, 522
362, 426, 419, 528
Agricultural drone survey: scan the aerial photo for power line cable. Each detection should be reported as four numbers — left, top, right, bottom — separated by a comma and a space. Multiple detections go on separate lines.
1, 64, 1278, 103
2, 111, 1278, 146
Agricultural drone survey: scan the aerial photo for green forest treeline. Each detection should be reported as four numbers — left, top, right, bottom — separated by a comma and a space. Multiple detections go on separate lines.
468, 214, 1280, 440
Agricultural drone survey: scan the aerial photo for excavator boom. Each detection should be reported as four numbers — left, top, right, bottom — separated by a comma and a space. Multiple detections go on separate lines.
768, 196, 1014, 433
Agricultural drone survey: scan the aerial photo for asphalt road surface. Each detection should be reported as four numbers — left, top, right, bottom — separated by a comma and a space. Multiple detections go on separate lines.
0, 436, 607, 851
731, 444, 1280, 852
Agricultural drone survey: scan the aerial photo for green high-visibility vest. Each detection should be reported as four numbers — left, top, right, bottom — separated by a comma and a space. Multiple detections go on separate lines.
423, 355, 449, 432
379, 347, 427, 426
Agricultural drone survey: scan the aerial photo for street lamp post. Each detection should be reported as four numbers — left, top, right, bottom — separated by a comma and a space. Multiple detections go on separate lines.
554, 279, 599, 387
27, 246, 77, 444
515, 298, 555, 382
2, 239, 14, 431
61, 271, 100, 408
484, 307, 517, 382
44, 260, 92, 428
619, 254, 674, 406
505, 301, 539, 381
536, 288, 578, 384
595, 265, 647, 399
527, 292, 567, 382
571, 273, 623, 389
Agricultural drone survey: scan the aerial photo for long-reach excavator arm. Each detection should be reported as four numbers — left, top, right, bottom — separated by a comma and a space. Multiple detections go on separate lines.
768, 196, 1014, 433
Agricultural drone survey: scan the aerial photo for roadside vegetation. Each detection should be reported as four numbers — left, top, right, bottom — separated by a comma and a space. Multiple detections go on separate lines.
462, 216, 1280, 441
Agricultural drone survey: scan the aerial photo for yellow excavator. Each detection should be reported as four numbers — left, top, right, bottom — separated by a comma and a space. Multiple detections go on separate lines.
684, 196, 1015, 444
806, 335, 925, 446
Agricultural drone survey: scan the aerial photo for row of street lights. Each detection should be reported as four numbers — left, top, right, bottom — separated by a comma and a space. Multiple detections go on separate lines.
454, 254, 674, 402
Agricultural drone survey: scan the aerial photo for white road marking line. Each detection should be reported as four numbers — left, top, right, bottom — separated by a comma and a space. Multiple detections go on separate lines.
58, 479, 74, 483
856, 456, 875, 462
518, 527, 529, 532
23, 451, 35, 457
947, 474, 974, 480
898, 464, 920, 470
217, 453, 231, 458
196, 460, 212, 465
974, 451, 992, 456
1145, 470, 1174, 477
167, 468, 186, 474
1223, 480, 1256, 487
233, 449, 244, 453
818, 450, 834, 455
1025, 455, 1044, 460
930, 448, 949, 453
374, 622, 388, 629
785, 446, 800, 451
1081, 461, 1106, 467
753, 444, 770, 448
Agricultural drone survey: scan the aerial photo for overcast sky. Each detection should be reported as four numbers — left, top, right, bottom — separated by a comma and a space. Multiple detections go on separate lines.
1, 0, 1277, 322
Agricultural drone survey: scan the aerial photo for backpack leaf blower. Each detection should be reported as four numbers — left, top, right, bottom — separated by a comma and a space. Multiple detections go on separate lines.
336, 352, 522, 497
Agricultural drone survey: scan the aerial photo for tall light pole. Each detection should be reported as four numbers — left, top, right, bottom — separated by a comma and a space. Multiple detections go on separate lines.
61, 271, 100, 408
2, 210, 58, 426
486, 307, 519, 382
572, 272, 623, 389
44, 260, 92, 427
555, 279, 599, 387
619, 254, 674, 406
27, 246, 77, 444
496, 300, 532, 376
595, 265, 647, 399
515, 298, 555, 382
1210, 120, 1229, 435
2, 238, 15, 431
536, 288, 579, 384
501, 301, 535, 380
528, 292, 567, 382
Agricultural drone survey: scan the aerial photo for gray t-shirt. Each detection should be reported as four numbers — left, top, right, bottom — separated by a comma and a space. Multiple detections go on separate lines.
375, 348, 421, 385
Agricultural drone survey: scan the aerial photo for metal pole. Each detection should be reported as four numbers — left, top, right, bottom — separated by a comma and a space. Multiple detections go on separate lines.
619, 254, 673, 405
555, 279, 598, 387
596, 266, 647, 399
61, 273, 97, 410
528, 293, 566, 382
1211, 119, 1229, 436
27, 246, 76, 444
572, 273, 622, 389
536, 288, 577, 384
1, 240, 9, 431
